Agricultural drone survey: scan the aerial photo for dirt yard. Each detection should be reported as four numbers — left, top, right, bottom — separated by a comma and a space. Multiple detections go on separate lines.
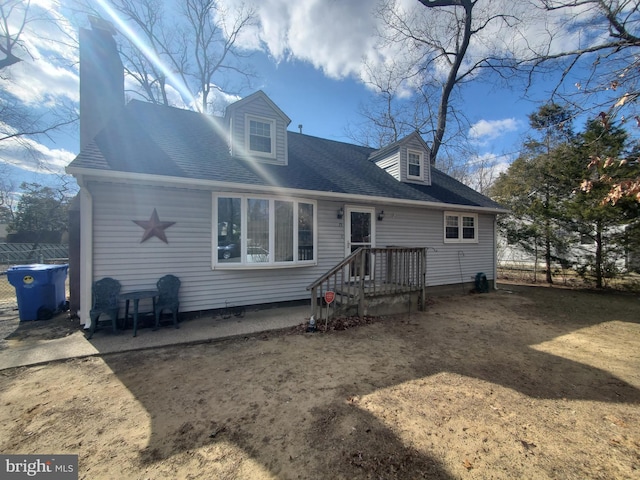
1, 283, 639, 479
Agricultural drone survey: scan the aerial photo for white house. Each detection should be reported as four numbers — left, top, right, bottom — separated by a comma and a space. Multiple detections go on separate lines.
66, 22, 507, 326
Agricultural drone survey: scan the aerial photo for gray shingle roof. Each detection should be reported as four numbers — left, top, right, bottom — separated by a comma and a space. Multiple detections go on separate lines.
68, 100, 503, 210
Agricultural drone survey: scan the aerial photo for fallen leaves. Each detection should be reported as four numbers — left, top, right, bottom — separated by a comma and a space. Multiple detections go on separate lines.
290, 315, 380, 335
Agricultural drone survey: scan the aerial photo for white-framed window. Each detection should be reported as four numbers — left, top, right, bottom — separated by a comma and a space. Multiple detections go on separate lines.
407, 149, 423, 180
214, 194, 316, 268
444, 212, 478, 243
245, 115, 275, 157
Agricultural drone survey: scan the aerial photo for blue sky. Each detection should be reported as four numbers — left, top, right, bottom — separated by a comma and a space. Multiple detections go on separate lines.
0, 0, 622, 195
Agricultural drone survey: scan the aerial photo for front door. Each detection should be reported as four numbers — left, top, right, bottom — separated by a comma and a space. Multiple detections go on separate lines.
345, 207, 375, 279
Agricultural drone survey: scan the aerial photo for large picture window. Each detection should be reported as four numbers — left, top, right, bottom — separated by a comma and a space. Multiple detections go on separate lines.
215, 195, 316, 267
444, 212, 478, 243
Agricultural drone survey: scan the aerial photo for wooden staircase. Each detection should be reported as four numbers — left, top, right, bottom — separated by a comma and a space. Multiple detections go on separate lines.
307, 247, 427, 323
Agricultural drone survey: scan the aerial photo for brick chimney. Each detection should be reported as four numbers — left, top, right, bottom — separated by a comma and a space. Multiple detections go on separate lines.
79, 17, 124, 150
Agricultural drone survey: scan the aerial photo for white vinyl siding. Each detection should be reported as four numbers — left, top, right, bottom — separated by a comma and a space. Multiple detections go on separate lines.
376, 207, 493, 287
89, 184, 342, 313
374, 152, 400, 181
88, 182, 495, 314
370, 135, 431, 185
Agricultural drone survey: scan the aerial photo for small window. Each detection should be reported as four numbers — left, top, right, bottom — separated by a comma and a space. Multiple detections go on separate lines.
444, 212, 478, 243
445, 215, 459, 239
246, 115, 275, 157
462, 216, 475, 239
407, 149, 423, 180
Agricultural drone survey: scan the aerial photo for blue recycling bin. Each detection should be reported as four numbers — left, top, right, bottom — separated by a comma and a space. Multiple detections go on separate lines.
7, 264, 69, 321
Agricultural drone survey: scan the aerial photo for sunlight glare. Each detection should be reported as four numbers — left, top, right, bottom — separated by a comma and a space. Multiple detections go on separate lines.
94, 0, 197, 108
93, 0, 285, 191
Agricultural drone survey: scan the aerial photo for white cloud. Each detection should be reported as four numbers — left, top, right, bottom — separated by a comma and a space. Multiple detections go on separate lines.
2, 1, 79, 106
190, 88, 241, 115
0, 2, 79, 183
469, 118, 520, 142
0, 123, 75, 175
4, 60, 78, 106
219, 0, 379, 80
219, 0, 612, 95
1, 0, 612, 184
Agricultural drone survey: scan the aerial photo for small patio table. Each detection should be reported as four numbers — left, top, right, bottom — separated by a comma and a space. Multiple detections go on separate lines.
121, 290, 158, 337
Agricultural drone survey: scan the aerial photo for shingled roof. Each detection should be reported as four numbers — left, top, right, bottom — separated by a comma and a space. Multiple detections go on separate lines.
68, 100, 504, 211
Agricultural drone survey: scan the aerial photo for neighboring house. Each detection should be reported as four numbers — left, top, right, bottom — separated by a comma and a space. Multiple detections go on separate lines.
497, 227, 637, 274
66, 22, 506, 325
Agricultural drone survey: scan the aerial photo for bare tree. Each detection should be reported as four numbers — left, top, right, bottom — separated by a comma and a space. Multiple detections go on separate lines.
93, 0, 256, 113
111, 0, 172, 106
0, 0, 31, 70
522, 0, 640, 202
346, 59, 436, 148
0, 163, 16, 223
365, 0, 521, 166
0, 1, 77, 167
521, 1, 640, 114
183, 0, 255, 112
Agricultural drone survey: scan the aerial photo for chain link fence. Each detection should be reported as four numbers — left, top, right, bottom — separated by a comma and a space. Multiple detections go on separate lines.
0, 244, 69, 311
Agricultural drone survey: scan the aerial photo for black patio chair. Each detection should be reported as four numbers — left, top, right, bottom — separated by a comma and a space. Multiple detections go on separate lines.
154, 274, 181, 330
87, 277, 121, 339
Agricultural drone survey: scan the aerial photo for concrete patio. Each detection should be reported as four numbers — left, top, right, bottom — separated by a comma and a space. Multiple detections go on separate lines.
0, 302, 310, 371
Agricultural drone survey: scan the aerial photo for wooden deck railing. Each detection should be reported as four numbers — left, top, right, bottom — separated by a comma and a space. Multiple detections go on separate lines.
307, 247, 426, 322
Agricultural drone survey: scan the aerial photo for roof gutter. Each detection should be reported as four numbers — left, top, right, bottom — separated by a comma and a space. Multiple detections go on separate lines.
66, 167, 509, 215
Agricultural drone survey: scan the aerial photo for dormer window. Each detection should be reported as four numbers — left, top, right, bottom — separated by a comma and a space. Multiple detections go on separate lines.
246, 115, 275, 157
407, 149, 423, 180
226, 91, 291, 165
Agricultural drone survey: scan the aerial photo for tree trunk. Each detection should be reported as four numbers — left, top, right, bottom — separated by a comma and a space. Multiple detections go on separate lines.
545, 189, 553, 284
595, 220, 603, 288
420, 0, 473, 165
545, 228, 553, 284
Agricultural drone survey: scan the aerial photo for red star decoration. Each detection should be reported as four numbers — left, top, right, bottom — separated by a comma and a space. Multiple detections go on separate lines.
133, 208, 175, 243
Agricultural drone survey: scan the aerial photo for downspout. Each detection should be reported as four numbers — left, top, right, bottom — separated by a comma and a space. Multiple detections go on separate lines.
76, 176, 93, 327
493, 216, 498, 290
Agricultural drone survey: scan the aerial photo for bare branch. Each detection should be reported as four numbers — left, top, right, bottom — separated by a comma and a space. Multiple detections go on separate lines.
0, 0, 30, 69
370, 0, 500, 165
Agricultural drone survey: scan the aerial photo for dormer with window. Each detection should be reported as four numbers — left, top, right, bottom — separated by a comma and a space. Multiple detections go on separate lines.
369, 131, 431, 185
226, 91, 291, 165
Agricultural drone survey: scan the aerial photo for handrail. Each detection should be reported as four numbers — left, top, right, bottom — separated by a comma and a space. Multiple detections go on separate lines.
306, 247, 364, 292
307, 246, 427, 323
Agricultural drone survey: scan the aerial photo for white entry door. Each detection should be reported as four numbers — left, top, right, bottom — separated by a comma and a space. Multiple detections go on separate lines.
345, 207, 375, 279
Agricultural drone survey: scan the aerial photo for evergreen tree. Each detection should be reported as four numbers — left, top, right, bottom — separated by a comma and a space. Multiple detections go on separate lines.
490, 103, 576, 284
8, 183, 69, 243
568, 119, 639, 286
